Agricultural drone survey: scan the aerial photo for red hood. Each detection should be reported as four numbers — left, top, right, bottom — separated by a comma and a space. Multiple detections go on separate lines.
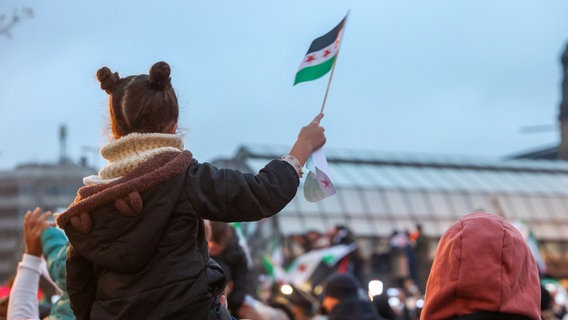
421, 211, 540, 320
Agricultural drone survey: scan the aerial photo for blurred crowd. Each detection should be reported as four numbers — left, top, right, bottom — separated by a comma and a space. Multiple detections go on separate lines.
2, 211, 568, 320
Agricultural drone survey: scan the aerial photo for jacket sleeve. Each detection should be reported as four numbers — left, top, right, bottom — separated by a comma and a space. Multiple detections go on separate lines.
40, 227, 75, 320
7, 254, 42, 320
66, 245, 96, 320
185, 159, 299, 222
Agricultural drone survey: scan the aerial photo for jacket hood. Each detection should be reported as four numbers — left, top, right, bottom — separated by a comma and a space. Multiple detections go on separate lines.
421, 211, 541, 320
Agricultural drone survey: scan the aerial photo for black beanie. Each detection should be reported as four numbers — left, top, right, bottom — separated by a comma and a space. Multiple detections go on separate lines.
324, 272, 360, 300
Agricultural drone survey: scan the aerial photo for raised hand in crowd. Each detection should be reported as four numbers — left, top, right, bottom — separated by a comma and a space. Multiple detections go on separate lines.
23, 208, 53, 256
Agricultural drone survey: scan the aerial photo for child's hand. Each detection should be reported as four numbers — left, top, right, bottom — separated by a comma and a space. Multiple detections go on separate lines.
298, 113, 326, 151
289, 113, 326, 166
23, 207, 53, 257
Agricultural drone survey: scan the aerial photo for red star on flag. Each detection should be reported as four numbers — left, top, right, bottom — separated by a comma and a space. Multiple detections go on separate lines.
305, 55, 316, 63
298, 263, 307, 272
321, 179, 331, 188
322, 49, 331, 57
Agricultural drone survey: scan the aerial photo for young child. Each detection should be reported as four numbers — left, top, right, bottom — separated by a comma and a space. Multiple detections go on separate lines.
55, 61, 326, 320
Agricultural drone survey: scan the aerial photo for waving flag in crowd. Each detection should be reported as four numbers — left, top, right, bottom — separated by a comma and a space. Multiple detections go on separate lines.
262, 236, 286, 281
511, 219, 548, 275
230, 222, 253, 268
284, 243, 356, 290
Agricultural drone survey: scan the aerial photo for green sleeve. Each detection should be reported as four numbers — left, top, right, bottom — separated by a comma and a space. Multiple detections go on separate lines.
41, 227, 75, 320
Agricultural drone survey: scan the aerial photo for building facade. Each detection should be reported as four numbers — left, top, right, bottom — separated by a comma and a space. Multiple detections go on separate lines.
213, 145, 568, 291
0, 162, 95, 282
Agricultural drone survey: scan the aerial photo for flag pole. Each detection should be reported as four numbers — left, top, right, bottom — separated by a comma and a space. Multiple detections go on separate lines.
320, 54, 339, 114
320, 10, 348, 114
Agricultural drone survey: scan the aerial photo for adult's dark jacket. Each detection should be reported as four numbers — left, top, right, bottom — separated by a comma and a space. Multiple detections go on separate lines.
57, 151, 299, 320
211, 237, 248, 314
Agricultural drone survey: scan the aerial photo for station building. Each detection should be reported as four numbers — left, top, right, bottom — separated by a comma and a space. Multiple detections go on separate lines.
0, 161, 95, 282
212, 144, 568, 290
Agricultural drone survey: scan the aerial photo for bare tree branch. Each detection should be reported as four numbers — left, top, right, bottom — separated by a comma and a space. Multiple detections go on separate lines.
0, 7, 33, 39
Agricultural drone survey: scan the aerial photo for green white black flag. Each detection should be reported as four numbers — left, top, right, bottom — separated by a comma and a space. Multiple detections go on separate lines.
294, 15, 347, 85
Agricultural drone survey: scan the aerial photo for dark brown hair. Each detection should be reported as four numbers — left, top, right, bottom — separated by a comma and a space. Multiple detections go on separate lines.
209, 221, 235, 246
96, 61, 179, 138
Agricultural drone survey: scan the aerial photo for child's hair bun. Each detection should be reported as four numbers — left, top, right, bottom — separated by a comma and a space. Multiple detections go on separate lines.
149, 61, 171, 90
97, 67, 120, 94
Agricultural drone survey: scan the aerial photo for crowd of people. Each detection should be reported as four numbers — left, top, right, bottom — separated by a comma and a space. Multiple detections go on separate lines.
0, 61, 565, 320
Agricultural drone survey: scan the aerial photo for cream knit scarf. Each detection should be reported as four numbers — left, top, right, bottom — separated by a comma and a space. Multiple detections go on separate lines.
87, 133, 184, 184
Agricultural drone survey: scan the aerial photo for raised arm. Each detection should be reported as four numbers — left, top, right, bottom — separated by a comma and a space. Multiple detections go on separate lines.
41, 227, 74, 319
186, 113, 327, 222
8, 207, 52, 320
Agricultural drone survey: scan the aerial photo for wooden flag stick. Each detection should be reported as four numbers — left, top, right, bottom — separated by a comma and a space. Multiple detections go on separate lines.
320, 10, 348, 114
320, 53, 339, 114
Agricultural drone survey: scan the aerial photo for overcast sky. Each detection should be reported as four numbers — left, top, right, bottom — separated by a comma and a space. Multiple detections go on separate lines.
1, 1, 567, 171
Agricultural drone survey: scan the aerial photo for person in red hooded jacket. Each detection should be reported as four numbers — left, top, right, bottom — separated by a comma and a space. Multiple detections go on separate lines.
420, 211, 541, 320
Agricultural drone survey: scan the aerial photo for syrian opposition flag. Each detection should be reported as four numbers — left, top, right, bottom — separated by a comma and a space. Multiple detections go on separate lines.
283, 244, 356, 290
294, 15, 347, 85
511, 219, 548, 274
262, 232, 286, 281
304, 148, 336, 202
230, 222, 253, 269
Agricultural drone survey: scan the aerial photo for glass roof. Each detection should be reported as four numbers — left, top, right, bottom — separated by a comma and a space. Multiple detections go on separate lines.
230, 145, 568, 240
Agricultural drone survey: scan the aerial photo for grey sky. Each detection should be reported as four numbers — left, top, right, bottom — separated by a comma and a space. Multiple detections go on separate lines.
1, 1, 567, 170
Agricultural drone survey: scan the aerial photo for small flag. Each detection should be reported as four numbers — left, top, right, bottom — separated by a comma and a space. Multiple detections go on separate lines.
511, 219, 547, 274
304, 148, 336, 202
284, 244, 356, 289
262, 248, 286, 282
230, 222, 253, 269
294, 15, 347, 85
